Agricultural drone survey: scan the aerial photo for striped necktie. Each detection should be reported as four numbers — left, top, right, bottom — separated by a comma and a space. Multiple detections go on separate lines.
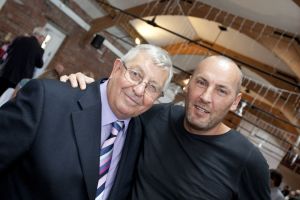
95, 120, 124, 200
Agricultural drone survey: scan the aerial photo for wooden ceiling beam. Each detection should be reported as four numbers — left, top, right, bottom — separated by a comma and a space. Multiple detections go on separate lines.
164, 42, 298, 91
242, 92, 299, 136
81, 1, 169, 45
94, 0, 147, 44
84, 0, 300, 82
256, 35, 300, 81
293, 0, 300, 7
172, 1, 300, 82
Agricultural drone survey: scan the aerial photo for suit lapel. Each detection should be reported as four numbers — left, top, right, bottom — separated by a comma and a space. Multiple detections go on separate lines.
72, 80, 102, 200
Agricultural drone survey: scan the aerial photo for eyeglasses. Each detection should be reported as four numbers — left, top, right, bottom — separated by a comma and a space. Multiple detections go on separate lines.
121, 60, 164, 98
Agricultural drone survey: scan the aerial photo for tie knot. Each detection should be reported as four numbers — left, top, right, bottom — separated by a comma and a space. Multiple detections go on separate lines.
111, 120, 124, 136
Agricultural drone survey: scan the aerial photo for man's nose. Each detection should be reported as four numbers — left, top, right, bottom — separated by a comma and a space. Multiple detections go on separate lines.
133, 82, 147, 96
200, 87, 213, 103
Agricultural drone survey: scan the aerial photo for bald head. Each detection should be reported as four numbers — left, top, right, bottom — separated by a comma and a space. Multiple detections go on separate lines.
194, 55, 243, 94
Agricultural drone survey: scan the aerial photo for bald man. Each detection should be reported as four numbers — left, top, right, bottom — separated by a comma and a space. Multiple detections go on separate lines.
131, 55, 270, 200
64, 55, 271, 200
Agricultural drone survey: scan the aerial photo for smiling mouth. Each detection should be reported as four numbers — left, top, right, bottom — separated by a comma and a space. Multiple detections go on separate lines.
194, 105, 210, 113
125, 93, 142, 106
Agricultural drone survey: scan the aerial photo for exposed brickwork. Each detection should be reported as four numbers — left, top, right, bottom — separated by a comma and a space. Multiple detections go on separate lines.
0, 0, 118, 79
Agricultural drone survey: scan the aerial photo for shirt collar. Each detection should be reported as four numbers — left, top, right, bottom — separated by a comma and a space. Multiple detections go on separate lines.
100, 80, 130, 127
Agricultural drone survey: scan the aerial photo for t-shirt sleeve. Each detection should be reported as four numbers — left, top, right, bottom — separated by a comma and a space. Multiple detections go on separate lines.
237, 147, 271, 200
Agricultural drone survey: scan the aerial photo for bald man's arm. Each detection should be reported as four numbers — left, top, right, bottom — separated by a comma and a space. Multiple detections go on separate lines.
60, 72, 95, 90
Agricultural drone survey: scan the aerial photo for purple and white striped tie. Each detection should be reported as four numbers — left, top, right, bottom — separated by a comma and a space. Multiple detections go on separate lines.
95, 120, 124, 200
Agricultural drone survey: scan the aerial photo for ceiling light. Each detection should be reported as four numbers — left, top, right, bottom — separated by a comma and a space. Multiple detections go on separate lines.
218, 25, 227, 32
135, 37, 141, 45
182, 78, 190, 85
235, 100, 247, 117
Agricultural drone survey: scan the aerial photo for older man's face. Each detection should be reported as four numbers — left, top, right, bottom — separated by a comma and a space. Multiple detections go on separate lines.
107, 54, 169, 119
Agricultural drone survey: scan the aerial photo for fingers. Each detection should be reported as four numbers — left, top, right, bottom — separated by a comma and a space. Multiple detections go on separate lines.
59, 75, 69, 82
59, 72, 95, 90
68, 74, 79, 88
76, 72, 87, 90
86, 77, 95, 84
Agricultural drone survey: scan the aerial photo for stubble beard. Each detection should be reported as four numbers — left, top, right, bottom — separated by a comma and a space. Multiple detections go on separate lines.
184, 106, 225, 134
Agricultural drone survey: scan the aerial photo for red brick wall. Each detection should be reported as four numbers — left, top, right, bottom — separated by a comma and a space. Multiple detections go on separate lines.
0, 0, 118, 79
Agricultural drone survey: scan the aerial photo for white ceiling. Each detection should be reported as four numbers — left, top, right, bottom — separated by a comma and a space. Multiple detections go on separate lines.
81, 0, 300, 34
74, 0, 300, 86
130, 15, 194, 46
199, 0, 300, 34
131, 16, 293, 74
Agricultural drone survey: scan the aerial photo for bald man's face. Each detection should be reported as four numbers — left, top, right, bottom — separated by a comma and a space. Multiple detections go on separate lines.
184, 57, 242, 134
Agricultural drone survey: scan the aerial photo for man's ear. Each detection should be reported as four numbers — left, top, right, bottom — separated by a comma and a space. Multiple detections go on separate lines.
109, 59, 122, 79
230, 93, 242, 111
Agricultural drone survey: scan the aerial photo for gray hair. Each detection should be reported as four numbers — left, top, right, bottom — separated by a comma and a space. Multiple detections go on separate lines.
32, 27, 47, 37
121, 44, 173, 91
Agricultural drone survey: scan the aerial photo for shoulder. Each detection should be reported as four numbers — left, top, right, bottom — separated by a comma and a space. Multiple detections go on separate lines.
235, 134, 270, 198
26, 79, 75, 90
22, 79, 85, 101
14, 36, 34, 43
235, 130, 269, 185
139, 103, 185, 128
223, 130, 269, 170
141, 103, 182, 119
19, 79, 101, 111
228, 130, 257, 150
9, 36, 39, 50
11, 36, 26, 43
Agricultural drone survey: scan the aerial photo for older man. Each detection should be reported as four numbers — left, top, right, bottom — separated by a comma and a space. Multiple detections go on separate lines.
0, 44, 173, 200
69, 55, 270, 200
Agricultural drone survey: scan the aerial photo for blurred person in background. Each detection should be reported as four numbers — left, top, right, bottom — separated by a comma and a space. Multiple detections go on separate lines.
0, 32, 12, 64
0, 63, 65, 107
0, 27, 46, 95
270, 169, 285, 200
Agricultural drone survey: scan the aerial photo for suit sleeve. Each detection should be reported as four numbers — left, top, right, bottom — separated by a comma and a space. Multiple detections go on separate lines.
0, 79, 44, 172
237, 147, 271, 200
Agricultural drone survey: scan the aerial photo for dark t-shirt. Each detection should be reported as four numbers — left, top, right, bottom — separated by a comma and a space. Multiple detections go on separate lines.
131, 104, 270, 200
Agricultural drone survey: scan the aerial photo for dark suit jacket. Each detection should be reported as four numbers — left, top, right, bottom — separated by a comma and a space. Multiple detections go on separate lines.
0, 36, 44, 84
0, 79, 142, 200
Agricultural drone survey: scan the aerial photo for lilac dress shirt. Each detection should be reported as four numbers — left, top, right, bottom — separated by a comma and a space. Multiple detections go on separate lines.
99, 81, 130, 200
